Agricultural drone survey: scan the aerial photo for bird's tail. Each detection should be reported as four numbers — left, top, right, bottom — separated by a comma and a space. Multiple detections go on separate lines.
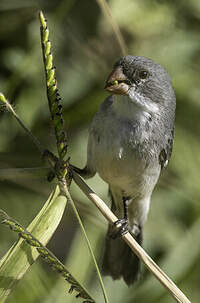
102, 190, 143, 286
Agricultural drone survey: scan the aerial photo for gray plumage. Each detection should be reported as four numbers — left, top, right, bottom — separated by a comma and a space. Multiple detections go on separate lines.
76, 56, 176, 285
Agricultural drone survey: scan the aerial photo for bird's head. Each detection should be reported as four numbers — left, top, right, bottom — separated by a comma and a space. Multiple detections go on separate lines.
105, 55, 176, 114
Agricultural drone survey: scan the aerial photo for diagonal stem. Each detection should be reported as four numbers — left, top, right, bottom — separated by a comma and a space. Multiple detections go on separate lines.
96, 0, 127, 56
72, 171, 191, 303
0, 93, 43, 154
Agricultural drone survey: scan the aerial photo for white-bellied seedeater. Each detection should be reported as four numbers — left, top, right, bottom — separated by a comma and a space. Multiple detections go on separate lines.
73, 55, 176, 285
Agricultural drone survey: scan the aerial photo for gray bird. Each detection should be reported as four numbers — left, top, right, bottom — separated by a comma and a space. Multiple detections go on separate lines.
74, 55, 176, 285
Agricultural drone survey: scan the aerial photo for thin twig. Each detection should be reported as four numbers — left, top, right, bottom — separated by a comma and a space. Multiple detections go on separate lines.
72, 171, 191, 303
96, 0, 127, 56
0, 167, 51, 181
0, 93, 43, 154
59, 177, 110, 303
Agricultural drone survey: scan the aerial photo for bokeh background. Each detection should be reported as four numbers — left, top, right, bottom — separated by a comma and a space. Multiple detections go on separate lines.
0, 0, 200, 302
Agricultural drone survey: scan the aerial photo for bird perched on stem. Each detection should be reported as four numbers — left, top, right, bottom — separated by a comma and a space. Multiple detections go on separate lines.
73, 55, 176, 286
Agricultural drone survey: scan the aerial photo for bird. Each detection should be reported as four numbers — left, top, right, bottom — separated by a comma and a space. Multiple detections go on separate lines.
73, 55, 176, 286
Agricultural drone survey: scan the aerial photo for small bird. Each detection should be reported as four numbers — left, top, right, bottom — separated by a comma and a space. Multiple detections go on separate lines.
74, 55, 176, 285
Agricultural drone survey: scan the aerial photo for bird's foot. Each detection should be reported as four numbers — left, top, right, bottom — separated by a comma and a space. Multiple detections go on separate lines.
42, 149, 72, 184
110, 218, 129, 239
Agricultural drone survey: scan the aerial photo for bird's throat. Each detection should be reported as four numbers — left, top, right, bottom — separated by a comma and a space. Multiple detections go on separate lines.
113, 94, 151, 122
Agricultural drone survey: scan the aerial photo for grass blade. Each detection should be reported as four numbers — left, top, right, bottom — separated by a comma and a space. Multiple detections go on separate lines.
0, 186, 67, 302
0, 209, 95, 303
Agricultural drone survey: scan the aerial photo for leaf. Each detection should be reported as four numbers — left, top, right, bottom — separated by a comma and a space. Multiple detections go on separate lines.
0, 186, 67, 302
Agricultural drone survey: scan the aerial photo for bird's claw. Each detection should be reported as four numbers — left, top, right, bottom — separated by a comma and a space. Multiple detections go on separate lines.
110, 219, 129, 239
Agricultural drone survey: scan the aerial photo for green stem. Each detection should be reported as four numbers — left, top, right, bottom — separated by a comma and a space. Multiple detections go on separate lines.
60, 178, 110, 303
0, 93, 43, 154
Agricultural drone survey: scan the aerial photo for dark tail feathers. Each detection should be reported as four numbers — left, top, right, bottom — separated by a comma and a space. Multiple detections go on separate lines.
102, 225, 143, 286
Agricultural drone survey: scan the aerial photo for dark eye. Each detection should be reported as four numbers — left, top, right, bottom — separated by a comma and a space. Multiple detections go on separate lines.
138, 70, 149, 79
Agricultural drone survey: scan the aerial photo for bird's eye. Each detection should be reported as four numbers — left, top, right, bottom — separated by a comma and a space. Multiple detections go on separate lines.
138, 70, 149, 79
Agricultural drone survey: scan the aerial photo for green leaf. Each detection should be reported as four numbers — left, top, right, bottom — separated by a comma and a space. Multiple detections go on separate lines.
0, 186, 67, 302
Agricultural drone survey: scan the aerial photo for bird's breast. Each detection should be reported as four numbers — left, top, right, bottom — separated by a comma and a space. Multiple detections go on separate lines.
91, 115, 159, 195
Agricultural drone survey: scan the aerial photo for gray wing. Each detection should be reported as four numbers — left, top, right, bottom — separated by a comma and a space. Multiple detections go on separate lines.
159, 128, 174, 169
83, 127, 97, 178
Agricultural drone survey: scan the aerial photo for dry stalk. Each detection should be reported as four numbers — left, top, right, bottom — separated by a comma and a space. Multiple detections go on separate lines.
72, 171, 191, 303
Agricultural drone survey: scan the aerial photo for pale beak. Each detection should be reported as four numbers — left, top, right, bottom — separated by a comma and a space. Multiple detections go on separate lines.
104, 66, 130, 95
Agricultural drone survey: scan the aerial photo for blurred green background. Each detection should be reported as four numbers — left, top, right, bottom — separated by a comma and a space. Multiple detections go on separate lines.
0, 0, 200, 302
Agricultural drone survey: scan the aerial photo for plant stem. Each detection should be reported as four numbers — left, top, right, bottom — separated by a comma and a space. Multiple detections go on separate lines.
96, 0, 127, 56
59, 177, 110, 303
0, 93, 43, 154
72, 171, 191, 303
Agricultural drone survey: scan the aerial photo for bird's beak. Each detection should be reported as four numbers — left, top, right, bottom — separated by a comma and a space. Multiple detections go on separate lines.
104, 66, 130, 95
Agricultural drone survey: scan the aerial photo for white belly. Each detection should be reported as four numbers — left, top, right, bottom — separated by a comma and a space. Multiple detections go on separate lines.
88, 95, 161, 197
93, 125, 160, 197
